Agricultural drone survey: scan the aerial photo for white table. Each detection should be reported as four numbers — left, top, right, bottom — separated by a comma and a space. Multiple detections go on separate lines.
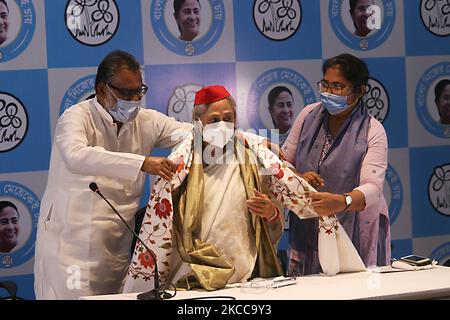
81, 266, 450, 300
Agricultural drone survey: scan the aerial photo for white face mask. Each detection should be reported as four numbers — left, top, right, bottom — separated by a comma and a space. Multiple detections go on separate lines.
195, 120, 235, 148
106, 85, 141, 123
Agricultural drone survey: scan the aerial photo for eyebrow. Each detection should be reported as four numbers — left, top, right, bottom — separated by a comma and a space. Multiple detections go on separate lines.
209, 111, 233, 116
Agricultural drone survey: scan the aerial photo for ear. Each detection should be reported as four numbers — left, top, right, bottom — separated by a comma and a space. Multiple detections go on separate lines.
96, 83, 109, 107
96, 82, 107, 97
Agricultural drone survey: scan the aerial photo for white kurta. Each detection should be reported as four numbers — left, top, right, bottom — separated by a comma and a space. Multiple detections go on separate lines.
34, 98, 191, 299
202, 154, 257, 283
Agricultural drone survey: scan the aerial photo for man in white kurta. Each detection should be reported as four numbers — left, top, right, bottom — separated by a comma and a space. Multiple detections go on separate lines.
34, 51, 191, 299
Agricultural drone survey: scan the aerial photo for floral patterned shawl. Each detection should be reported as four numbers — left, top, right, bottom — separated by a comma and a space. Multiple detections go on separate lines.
122, 130, 364, 293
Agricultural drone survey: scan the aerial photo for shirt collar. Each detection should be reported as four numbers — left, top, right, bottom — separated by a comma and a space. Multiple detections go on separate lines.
92, 96, 115, 125
92, 96, 135, 134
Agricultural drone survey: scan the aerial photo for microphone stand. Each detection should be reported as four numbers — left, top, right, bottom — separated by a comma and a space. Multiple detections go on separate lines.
89, 183, 171, 300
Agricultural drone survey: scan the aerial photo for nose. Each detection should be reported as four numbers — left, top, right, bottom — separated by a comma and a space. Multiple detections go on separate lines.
4, 221, 15, 230
280, 105, 290, 113
188, 11, 196, 20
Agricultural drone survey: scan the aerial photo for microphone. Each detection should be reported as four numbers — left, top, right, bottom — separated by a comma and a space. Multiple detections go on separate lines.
89, 182, 172, 300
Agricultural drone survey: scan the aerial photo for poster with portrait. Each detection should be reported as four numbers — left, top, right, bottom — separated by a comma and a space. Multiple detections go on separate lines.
0, 178, 41, 271
0, 0, 46, 70
236, 60, 322, 139
407, 56, 450, 146
142, 0, 235, 64
322, 0, 404, 57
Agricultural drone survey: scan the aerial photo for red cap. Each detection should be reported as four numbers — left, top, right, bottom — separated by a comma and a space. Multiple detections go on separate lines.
194, 85, 231, 106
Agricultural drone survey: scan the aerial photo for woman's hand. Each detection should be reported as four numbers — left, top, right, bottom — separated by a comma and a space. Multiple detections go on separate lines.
247, 189, 278, 221
310, 192, 345, 216
302, 171, 325, 190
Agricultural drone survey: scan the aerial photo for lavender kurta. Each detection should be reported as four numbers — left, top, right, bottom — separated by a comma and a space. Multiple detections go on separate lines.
282, 102, 391, 269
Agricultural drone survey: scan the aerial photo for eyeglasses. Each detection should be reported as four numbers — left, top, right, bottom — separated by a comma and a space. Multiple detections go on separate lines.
317, 80, 350, 95
107, 83, 148, 100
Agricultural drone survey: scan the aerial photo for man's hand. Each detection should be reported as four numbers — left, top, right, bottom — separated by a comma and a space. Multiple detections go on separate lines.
141, 156, 177, 181
302, 171, 325, 189
247, 189, 278, 220
310, 192, 345, 216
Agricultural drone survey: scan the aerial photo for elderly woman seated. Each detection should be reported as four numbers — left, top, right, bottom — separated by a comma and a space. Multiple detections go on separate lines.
124, 85, 289, 292
167, 85, 285, 289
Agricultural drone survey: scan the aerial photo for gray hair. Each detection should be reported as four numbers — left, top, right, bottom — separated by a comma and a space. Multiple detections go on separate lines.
192, 96, 236, 121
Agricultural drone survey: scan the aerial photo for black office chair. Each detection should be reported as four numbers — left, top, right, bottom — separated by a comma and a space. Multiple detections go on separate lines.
0, 281, 23, 300
130, 207, 146, 256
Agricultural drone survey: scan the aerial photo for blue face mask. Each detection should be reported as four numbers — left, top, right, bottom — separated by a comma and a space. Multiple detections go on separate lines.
107, 85, 141, 123
320, 91, 353, 115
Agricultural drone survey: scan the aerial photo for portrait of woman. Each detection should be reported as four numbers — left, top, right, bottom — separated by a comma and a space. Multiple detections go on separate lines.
268, 86, 295, 147
0, 0, 9, 46
434, 79, 450, 125
0, 201, 20, 253
349, 0, 376, 37
173, 0, 201, 42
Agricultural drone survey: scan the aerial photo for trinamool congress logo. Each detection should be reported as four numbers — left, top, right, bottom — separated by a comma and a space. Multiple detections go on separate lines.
167, 84, 202, 123
60, 75, 96, 114
329, 0, 395, 51
0, 181, 39, 268
0, 92, 28, 153
428, 163, 450, 216
420, 0, 450, 37
151, 0, 225, 56
65, 0, 119, 46
0, 0, 35, 62
415, 62, 450, 138
253, 0, 302, 41
363, 78, 389, 123
246, 68, 315, 132
430, 242, 450, 266
384, 164, 402, 225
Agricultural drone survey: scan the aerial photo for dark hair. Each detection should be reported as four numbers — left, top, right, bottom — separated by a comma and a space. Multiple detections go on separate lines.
173, 0, 200, 17
0, 0, 8, 12
349, 0, 360, 13
0, 201, 19, 219
322, 53, 369, 92
95, 50, 141, 91
434, 79, 450, 103
268, 86, 293, 111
